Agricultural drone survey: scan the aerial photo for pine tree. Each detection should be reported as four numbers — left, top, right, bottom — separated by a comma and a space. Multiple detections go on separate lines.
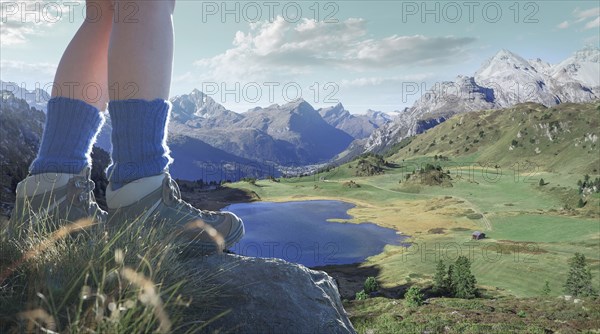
577, 198, 585, 208
564, 253, 597, 297
539, 178, 545, 186
433, 260, 446, 294
451, 256, 477, 299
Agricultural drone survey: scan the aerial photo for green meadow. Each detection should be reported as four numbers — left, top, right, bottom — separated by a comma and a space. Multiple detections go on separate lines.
230, 164, 600, 298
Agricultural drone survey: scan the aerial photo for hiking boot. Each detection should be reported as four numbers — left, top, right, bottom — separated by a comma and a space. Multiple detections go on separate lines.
106, 173, 244, 254
9, 167, 107, 235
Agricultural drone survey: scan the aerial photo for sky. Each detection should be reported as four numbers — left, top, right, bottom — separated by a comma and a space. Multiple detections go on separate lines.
1, 0, 599, 113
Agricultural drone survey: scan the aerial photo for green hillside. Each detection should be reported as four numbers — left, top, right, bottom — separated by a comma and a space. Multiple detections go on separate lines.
388, 102, 600, 174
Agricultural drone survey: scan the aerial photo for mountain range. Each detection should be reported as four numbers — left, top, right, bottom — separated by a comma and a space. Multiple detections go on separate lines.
167, 96, 356, 166
318, 103, 392, 139
360, 47, 600, 154
93, 89, 389, 172
1, 47, 598, 182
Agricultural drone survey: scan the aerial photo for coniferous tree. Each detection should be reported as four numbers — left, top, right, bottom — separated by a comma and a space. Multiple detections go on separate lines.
564, 253, 597, 297
433, 260, 446, 294
451, 256, 477, 299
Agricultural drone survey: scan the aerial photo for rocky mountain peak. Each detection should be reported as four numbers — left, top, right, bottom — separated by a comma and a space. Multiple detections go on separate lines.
190, 88, 204, 96
364, 109, 392, 123
169, 89, 243, 127
358, 48, 599, 155
551, 47, 600, 88
573, 46, 600, 63
282, 97, 311, 111
475, 49, 536, 80
319, 102, 348, 118
281, 98, 321, 118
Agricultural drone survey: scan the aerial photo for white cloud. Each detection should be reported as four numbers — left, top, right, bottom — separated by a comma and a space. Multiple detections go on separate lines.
341, 77, 388, 87
0, 59, 57, 76
0, 20, 37, 45
557, 7, 598, 32
574, 7, 600, 22
566, 6, 600, 31
0, 0, 83, 46
194, 17, 476, 82
557, 21, 570, 29
340, 74, 434, 88
584, 17, 600, 30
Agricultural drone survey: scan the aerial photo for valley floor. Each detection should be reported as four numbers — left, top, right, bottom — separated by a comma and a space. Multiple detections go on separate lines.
228, 163, 600, 297
227, 160, 600, 332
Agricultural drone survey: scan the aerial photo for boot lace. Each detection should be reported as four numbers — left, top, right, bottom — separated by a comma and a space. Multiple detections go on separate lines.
166, 177, 217, 219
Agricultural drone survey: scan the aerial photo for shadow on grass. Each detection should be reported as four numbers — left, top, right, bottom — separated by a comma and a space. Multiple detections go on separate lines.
312, 263, 412, 300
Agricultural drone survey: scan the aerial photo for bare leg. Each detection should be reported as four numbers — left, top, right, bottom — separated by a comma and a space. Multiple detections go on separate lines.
51, 0, 114, 111
108, 0, 175, 100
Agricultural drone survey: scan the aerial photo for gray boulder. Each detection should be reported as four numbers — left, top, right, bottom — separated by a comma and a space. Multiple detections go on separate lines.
187, 253, 356, 334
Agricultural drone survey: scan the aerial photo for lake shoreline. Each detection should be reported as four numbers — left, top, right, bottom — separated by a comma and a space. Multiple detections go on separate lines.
180, 185, 261, 211
223, 200, 405, 267
186, 186, 409, 295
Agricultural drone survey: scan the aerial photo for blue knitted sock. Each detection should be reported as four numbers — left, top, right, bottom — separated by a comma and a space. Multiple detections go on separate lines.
30, 97, 104, 175
106, 99, 173, 190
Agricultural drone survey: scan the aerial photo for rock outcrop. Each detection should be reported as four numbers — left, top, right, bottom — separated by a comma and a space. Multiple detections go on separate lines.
187, 253, 356, 334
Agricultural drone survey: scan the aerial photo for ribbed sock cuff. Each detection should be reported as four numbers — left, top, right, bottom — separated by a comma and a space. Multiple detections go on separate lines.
30, 97, 104, 175
106, 99, 173, 190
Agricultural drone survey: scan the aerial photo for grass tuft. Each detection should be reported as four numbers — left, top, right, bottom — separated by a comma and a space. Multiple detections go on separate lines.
0, 198, 228, 333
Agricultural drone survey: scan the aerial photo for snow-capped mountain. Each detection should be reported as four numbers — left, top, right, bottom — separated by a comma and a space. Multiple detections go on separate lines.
529, 58, 553, 75
361, 47, 600, 153
363, 75, 495, 152
551, 46, 600, 88
474, 49, 561, 106
170, 89, 244, 128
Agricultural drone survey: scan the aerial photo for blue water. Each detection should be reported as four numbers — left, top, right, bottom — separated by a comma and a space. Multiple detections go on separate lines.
224, 200, 407, 267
